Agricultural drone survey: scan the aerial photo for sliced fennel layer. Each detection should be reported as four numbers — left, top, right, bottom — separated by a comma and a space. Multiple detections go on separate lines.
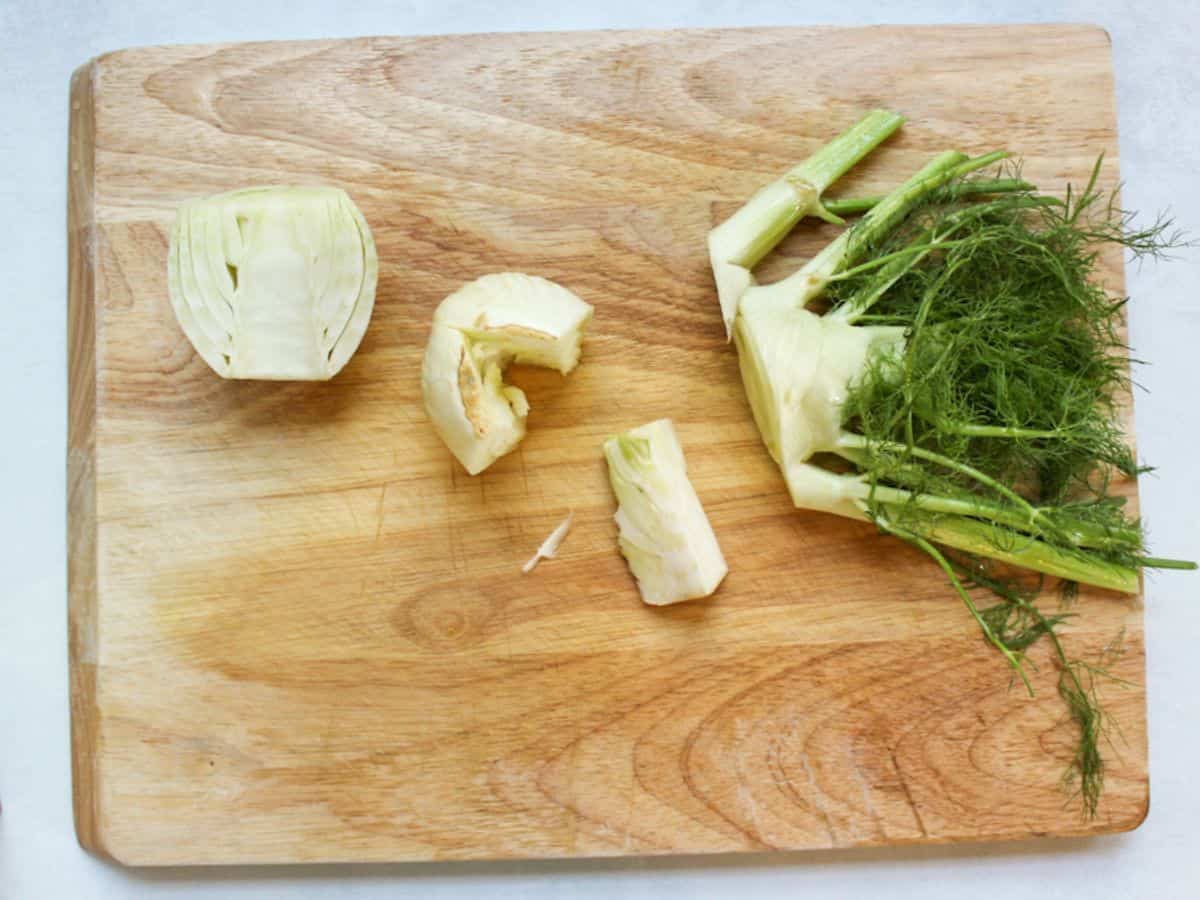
167, 185, 378, 380
604, 419, 727, 606
422, 273, 593, 475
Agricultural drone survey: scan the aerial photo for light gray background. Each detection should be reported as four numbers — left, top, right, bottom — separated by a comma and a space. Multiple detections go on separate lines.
3, 1, 1197, 896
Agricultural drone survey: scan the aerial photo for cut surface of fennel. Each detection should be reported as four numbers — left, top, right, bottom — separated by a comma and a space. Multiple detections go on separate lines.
167, 185, 378, 380
603, 419, 727, 606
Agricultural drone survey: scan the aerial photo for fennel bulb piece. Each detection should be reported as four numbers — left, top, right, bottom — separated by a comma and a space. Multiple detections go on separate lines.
167, 185, 378, 380
422, 273, 593, 475
604, 419, 727, 606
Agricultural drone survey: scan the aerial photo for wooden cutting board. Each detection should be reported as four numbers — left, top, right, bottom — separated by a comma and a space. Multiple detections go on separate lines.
69, 25, 1149, 866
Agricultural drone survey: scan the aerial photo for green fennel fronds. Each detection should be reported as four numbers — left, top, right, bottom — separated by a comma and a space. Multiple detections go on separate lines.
946, 553, 1118, 817
835, 157, 1189, 816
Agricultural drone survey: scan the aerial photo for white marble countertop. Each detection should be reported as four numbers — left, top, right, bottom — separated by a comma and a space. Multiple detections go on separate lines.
3, 0, 1198, 896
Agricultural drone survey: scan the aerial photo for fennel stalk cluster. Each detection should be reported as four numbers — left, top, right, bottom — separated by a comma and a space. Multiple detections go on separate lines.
709, 110, 1192, 815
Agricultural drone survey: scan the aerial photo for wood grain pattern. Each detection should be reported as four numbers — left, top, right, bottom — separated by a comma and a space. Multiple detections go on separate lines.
68, 25, 1149, 866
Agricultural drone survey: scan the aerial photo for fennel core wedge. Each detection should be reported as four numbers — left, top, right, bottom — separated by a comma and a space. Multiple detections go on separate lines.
709, 110, 1194, 817
604, 419, 728, 606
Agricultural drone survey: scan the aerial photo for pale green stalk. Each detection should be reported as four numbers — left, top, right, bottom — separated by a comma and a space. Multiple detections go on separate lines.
822, 177, 1035, 217
708, 110, 905, 333
740, 151, 1012, 313
915, 516, 1139, 593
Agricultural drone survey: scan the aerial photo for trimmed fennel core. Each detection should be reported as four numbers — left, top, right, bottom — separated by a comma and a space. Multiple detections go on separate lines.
167, 186, 378, 380
604, 419, 728, 606
710, 111, 1193, 817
